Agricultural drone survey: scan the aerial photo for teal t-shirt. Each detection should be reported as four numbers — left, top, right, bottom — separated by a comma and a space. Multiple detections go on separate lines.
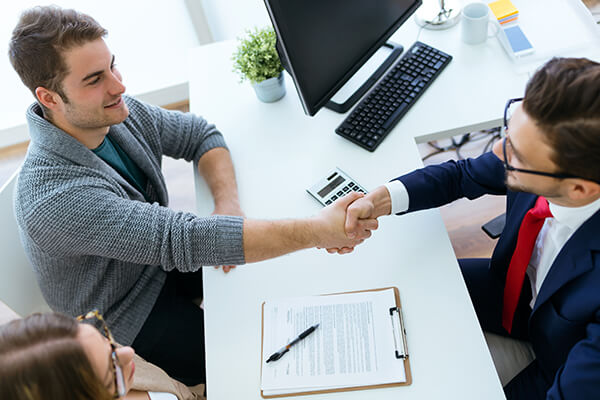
92, 135, 149, 200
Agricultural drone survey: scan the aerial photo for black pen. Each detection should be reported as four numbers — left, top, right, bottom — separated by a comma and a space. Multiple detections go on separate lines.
266, 323, 320, 363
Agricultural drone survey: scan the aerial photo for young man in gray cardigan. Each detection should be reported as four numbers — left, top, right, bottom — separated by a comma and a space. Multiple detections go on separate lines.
8, 6, 376, 385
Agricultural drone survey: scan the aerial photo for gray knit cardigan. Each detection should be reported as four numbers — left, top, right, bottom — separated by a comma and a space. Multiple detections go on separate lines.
15, 96, 245, 345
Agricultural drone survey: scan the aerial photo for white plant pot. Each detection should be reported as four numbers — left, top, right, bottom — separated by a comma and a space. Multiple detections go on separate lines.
252, 73, 286, 103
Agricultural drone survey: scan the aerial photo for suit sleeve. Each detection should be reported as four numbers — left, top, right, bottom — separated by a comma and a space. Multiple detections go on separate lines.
547, 317, 600, 399
394, 151, 507, 213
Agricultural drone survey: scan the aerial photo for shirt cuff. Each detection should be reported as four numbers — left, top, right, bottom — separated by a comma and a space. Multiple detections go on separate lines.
383, 180, 409, 214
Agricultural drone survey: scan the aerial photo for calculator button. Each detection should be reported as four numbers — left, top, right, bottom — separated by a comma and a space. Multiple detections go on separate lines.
352, 187, 360, 191
331, 195, 338, 201
348, 182, 355, 188
337, 190, 343, 196
325, 200, 332, 205
343, 186, 350, 192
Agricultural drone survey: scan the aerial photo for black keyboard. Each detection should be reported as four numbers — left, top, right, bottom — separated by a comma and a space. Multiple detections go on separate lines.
335, 41, 452, 151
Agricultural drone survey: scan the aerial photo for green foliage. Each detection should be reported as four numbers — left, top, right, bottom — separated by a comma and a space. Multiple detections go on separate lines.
232, 27, 283, 84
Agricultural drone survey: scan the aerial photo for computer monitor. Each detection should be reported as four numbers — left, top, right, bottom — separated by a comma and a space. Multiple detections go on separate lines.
263, 0, 422, 116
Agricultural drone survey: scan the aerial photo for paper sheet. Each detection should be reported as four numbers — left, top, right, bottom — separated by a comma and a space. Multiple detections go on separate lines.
261, 289, 406, 394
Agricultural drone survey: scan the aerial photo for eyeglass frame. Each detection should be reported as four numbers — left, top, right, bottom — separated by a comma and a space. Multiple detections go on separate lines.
76, 310, 127, 399
502, 97, 588, 181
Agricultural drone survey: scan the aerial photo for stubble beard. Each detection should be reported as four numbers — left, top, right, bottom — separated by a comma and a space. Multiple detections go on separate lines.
64, 100, 129, 131
505, 172, 562, 199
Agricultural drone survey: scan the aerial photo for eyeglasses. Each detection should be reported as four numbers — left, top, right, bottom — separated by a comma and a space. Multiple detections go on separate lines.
502, 98, 585, 180
77, 310, 127, 399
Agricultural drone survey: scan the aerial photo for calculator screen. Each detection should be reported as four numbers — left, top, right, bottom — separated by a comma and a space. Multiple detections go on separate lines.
317, 175, 345, 197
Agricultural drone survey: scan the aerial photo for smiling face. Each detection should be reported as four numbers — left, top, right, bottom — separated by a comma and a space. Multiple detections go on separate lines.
77, 324, 136, 399
36, 38, 129, 148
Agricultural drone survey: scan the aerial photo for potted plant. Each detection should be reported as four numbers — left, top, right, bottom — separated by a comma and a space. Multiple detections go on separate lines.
232, 27, 286, 103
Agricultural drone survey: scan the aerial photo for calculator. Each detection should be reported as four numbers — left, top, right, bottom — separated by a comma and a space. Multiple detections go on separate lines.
307, 168, 368, 206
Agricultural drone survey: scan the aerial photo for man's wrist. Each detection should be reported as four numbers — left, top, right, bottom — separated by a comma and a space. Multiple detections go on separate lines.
369, 185, 392, 217
213, 197, 242, 215
303, 216, 324, 248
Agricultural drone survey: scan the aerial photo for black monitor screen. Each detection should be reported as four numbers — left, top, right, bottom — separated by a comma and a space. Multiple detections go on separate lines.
264, 0, 422, 116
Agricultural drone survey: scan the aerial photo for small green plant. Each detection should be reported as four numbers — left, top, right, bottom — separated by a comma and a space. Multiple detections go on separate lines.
232, 27, 283, 84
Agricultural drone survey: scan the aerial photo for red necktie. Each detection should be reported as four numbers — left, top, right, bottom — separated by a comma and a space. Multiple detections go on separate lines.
502, 196, 553, 333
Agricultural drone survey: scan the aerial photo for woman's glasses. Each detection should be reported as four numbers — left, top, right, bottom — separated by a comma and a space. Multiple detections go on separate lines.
77, 310, 127, 399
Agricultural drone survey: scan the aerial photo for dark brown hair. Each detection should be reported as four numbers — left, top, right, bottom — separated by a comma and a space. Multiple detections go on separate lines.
0, 313, 112, 400
8, 6, 107, 105
523, 57, 600, 183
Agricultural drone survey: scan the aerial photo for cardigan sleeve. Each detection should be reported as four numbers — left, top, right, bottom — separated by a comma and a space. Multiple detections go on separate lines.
16, 167, 245, 269
125, 96, 227, 165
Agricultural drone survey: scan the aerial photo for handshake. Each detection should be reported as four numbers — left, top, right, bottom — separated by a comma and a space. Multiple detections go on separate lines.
311, 186, 391, 254
230, 186, 393, 266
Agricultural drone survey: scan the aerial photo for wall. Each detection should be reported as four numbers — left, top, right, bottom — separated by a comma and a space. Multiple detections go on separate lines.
0, 1, 200, 147
200, 0, 272, 41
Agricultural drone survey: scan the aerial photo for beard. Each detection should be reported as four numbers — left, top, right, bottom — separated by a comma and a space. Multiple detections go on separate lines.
505, 172, 563, 199
63, 98, 129, 131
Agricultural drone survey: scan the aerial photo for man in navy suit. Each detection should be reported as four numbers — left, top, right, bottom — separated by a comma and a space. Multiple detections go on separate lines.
341, 58, 600, 399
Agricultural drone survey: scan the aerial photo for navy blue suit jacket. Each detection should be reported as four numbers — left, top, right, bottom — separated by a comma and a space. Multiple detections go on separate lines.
395, 152, 600, 399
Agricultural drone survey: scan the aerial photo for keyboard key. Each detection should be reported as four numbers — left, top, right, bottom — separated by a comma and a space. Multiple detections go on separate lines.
382, 102, 408, 129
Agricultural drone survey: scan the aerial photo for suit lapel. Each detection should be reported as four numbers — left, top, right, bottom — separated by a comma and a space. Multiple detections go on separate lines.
532, 209, 600, 313
491, 193, 537, 278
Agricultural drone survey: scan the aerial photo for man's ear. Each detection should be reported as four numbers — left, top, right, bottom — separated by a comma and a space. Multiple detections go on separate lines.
567, 179, 600, 202
35, 87, 62, 111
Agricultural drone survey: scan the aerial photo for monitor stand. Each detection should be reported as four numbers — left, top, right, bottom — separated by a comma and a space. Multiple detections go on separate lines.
325, 42, 403, 114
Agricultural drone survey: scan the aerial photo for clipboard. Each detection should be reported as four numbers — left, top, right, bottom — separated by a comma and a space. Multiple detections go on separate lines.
260, 287, 412, 398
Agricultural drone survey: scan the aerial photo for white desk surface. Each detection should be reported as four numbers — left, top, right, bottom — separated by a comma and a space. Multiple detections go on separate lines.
189, 2, 598, 399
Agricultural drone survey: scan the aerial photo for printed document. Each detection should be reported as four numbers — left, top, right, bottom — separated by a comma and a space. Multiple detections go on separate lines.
261, 288, 406, 395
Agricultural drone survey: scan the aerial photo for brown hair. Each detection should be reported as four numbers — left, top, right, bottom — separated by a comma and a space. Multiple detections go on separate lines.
0, 313, 113, 400
523, 57, 600, 183
8, 6, 107, 106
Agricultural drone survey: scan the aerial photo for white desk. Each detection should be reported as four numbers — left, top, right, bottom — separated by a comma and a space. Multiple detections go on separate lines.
189, 3, 598, 398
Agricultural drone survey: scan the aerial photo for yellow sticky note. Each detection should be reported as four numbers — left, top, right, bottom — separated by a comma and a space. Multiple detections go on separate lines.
488, 0, 519, 20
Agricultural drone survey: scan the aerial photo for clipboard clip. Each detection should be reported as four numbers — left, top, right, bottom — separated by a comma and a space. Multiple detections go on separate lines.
389, 306, 409, 359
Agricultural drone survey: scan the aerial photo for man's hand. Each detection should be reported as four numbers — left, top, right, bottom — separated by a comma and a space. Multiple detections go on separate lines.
311, 191, 378, 253
345, 186, 391, 237
325, 186, 391, 254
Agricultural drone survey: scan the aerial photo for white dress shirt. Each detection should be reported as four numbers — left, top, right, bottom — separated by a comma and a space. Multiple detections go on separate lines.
384, 181, 600, 308
526, 196, 600, 308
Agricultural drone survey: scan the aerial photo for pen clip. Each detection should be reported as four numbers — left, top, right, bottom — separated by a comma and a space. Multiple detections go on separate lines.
389, 306, 409, 359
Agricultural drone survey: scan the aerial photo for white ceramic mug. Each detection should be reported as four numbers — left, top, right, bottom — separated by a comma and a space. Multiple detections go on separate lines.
461, 2, 498, 45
